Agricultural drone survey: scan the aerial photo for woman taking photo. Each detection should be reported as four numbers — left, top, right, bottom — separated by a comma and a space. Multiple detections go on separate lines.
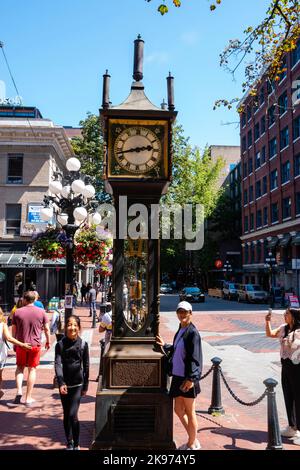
156, 301, 202, 450
55, 315, 89, 450
265, 307, 300, 445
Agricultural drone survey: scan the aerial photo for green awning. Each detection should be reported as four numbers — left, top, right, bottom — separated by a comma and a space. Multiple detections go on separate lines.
279, 234, 291, 247
292, 232, 300, 246
0, 252, 65, 268
267, 237, 278, 249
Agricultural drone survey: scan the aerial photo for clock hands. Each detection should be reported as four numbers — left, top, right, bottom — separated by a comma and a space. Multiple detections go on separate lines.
117, 145, 153, 155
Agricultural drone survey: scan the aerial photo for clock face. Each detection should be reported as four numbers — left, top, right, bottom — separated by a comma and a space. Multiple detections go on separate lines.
114, 127, 161, 174
108, 119, 168, 178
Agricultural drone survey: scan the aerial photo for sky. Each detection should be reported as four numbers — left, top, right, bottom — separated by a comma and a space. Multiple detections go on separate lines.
0, 0, 270, 149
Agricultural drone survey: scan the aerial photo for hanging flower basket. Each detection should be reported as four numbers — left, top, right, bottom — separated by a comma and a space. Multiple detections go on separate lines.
74, 225, 112, 265
31, 227, 66, 260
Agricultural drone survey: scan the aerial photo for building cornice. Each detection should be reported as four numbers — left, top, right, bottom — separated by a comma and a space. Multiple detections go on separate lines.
240, 218, 300, 241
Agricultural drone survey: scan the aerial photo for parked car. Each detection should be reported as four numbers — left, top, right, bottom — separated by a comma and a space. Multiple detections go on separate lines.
179, 287, 205, 303
160, 283, 173, 294
237, 284, 268, 303
222, 282, 239, 300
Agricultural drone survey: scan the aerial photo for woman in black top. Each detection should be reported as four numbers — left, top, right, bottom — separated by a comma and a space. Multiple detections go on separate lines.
55, 315, 89, 450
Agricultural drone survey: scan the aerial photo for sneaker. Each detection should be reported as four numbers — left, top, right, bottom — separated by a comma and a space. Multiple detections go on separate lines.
74, 446, 80, 450
65, 443, 74, 450
293, 437, 300, 446
187, 439, 201, 450
177, 443, 188, 450
280, 425, 300, 438
13, 394, 22, 404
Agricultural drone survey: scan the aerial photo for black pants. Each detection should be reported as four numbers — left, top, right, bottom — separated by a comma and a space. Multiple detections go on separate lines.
281, 359, 300, 429
60, 386, 82, 447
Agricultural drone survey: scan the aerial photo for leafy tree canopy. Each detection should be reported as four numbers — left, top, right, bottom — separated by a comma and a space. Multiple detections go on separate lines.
146, 0, 300, 109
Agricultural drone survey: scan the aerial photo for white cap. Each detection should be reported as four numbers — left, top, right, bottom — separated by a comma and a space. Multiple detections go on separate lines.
176, 301, 192, 312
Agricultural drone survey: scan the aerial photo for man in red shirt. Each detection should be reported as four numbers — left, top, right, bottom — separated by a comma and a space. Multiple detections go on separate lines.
12, 291, 50, 405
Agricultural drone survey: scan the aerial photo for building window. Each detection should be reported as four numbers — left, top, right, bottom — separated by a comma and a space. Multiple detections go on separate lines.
257, 241, 262, 262
248, 157, 253, 174
5, 204, 21, 235
241, 112, 246, 127
248, 129, 253, 148
278, 90, 288, 115
7, 154, 23, 184
244, 216, 249, 232
263, 206, 268, 225
282, 196, 291, 219
256, 209, 262, 228
259, 87, 265, 106
261, 115, 266, 134
263, 175, 267, 194
295, 153, 300, 177
244, 245, 249, 264
247, 105, 252, 121
281, 161, 290, 183
270, 169, 278, 190
261, 145, 266, 164
249, 185, 254, 202
255, 151, 261, 169
254, 122, 260, 141
250, 244, 255, 262
269, 137, 277, 159
243, 161, 247, 178
293, 115, 300, 141
280, 126, 289, 150
256, 180, 261, 198
243, 189, 248, 205
267, 78, 275, 95
268, 105, 276, 127
242, 136, 247, 152
250, 213, 254, 230
271, 202, 279, 223
291, 39, 300, 67
296, 192, 300, 215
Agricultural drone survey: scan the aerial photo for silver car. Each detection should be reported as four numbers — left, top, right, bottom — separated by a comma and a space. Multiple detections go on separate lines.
237, 284, 268, 303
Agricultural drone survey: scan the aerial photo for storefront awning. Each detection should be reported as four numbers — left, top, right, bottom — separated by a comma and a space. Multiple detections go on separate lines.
292, 232, 300, 246
0, 252, 65, 268
278, 234, 291, 247
267, 236, 278, 249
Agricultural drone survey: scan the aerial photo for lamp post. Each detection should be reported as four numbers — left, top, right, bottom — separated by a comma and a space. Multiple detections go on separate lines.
21, 252, 27, 296
265, 251, 276, 309
40, 157, 101, 324
224, 260, 232, 281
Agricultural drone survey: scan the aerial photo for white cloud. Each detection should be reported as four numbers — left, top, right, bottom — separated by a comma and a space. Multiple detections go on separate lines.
144, 52, 169, 65
180, 31, 199, 46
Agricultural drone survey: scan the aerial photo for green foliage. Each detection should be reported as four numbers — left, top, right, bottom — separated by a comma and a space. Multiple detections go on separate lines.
70, 113, 108, 202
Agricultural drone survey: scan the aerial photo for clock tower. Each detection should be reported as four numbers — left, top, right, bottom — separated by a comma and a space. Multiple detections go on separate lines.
92, 36, 177, 450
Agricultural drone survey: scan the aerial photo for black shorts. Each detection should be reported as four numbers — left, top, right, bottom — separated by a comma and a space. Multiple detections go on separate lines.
169, 375, 200, 398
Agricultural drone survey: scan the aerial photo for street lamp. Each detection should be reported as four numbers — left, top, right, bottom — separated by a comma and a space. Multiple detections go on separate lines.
224, 260, 232, 280
265, 251, 276, 308
40, 157, 101, 324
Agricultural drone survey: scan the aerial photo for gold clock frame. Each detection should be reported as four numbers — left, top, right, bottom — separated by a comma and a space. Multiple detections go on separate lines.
107, 119, 169, 179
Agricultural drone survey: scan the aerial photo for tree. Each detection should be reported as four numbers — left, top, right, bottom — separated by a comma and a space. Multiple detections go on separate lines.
70, 113, 109, 201
146, 1, 300, 108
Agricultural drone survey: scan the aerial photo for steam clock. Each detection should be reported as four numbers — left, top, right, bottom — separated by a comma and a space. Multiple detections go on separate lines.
93, 36, 177, 450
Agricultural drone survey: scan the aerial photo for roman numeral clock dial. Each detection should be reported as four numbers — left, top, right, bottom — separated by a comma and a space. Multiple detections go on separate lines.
113, 126, 162, 176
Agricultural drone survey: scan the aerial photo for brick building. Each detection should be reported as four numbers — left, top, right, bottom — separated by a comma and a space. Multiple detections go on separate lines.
240, 38, 300, 293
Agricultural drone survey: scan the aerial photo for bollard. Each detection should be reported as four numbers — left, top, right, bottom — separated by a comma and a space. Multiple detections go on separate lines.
263, 378, 283, 450
208, 357, 225, 415
96, 338, 106, 382
92, 309, 97, 328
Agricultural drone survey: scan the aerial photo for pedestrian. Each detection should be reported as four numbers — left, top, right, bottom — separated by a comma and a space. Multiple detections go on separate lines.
98, 302, 112, 354
265, 307, 300, 445
0, 308, 32, 399
54, 315, 89, 450
8, 298, 23, 327
156, 301, 202, 450
32, 291, 44, 309
11, 291, 51, 405
88, 284, 97, 319
80, 283, 87, 306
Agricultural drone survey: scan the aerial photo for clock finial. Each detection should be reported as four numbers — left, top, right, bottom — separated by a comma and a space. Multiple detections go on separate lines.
167, 72, 175, 111
133, 35, 144, 82
102, 69, 111, 109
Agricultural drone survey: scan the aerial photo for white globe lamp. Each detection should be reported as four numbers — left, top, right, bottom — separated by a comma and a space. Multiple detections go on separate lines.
92, 212, 102, 225
40, 207, 53, 221
61, 185, 71, 198
73, 207, 87, 222
49, 180, 62, 195
57, 213, 68, 225
83, 184, 96, 198
66, 157, 81, 172
71, 179, 85, 194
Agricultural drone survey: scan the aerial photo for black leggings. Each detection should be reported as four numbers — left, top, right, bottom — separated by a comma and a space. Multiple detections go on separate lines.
60, 386, 82, 446
281, 359, 300, 429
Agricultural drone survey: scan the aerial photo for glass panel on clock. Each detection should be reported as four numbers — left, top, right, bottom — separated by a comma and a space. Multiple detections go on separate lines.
123, 238, 148, 332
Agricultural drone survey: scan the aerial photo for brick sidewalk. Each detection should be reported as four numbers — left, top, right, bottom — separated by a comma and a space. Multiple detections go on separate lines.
0, 304, 297, 451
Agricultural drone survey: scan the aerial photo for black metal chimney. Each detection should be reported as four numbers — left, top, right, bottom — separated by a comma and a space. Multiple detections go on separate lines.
102, 69, 110, 109
133, 35, 144, 82
167, 72, 175, 111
